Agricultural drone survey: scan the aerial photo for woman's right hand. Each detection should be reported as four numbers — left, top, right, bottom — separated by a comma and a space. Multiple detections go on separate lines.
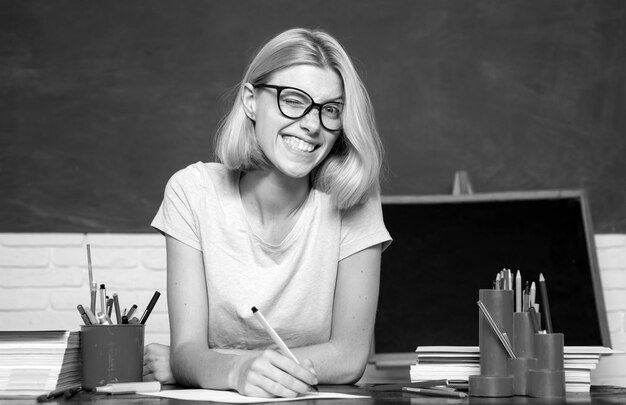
232, 349, 318, 398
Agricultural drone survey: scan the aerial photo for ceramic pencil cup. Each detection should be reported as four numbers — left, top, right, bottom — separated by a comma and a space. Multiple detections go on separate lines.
469, 289, 515, 397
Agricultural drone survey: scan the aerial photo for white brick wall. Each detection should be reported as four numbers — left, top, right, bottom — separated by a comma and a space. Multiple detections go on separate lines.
0, 233, 169, 345
0, 233, 625, 386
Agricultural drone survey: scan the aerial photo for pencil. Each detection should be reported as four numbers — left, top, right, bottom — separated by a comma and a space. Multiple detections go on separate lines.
251, 306, 318, 392
251, 307, 299, 363
87, 245, 97, 312
402, 387, 467, 398
515, 270, 522, 312
538, 273, 553, 333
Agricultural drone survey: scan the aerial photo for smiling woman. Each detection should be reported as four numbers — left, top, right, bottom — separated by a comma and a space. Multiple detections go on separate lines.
241, 65, 343, 180
144, 28, 392, 398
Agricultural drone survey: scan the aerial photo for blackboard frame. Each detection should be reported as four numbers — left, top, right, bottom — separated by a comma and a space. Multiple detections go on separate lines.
372, 190, 610, 365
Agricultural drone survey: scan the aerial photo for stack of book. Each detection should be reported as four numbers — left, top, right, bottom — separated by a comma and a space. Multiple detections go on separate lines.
410, 346, 616, 393
0, 330, 81, 397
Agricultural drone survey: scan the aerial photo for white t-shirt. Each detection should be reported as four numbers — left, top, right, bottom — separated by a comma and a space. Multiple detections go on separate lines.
152, 162, 391, 350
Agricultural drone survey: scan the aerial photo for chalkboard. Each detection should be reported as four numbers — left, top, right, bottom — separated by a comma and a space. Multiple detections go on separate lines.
374, 190, 610, 354
1, 0, 625, 232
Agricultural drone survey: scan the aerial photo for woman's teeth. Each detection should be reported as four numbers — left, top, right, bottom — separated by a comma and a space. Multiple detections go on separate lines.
283, 136, 315, 152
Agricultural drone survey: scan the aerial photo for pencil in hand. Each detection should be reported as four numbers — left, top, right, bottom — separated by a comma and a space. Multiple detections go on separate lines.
251, 306, 318, 392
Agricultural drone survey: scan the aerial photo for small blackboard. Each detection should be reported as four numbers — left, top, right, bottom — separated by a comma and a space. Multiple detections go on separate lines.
374, 190, 610, 357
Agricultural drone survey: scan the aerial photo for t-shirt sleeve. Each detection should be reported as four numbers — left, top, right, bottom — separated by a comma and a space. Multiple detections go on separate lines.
339, 193, 392, 260
151, 168, 202, 251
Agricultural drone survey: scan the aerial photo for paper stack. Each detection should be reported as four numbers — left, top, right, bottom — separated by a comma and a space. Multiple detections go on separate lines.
411, 346, 617, 393
0, 331, 81, 397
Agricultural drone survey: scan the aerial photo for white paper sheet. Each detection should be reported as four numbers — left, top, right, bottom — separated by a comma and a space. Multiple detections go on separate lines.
140, 389, 369, 403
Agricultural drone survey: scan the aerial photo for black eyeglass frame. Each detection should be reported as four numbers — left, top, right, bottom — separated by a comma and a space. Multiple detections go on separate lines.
252, 83, 343, 132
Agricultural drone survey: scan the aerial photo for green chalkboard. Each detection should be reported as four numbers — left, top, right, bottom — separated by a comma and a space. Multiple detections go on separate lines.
1, 0, 625, 232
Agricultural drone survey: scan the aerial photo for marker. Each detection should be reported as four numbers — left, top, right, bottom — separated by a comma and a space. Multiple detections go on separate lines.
139, 291, 161, 324
76, 304, 92, 325
251, 306, 318, 392
538, 273, 553, 333
106, 297, 114, 318
83, 306, 98, 325
529, 281, 537, 309
113, 293, 122, 324
99, 284, 106, 315
93, 381, 161, 394
126, 304, 138, 319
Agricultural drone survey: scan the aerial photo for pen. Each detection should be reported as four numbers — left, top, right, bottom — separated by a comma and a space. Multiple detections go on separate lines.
251, 306, 318, 392
90, 281, 98, 317
538, 273, 553, 333
96, 311, 112, 325
402, 387, 467, 399
140, 291, 161, 324
93, 381, 161, 394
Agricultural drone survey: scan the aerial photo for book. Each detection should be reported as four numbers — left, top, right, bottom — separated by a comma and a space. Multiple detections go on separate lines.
411, 345, 620, 393
0, 331, 81, 397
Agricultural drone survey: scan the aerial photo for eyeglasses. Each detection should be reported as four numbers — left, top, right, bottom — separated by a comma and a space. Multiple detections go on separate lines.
253, 84, 343, 131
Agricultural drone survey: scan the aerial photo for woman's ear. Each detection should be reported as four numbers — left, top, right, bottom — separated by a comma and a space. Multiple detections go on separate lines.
241, 83, 256, 121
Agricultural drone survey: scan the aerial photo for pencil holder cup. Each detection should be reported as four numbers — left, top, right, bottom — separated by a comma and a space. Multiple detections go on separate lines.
468, 289, 514, 397
80, 324, 145, 389
513, 312, 536, 358
529, 333, 566, 398
508, 357, 537, 396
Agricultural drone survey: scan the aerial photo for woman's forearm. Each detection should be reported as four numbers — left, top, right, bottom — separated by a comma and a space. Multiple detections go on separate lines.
292, 338, 371, 384
208, 339, 369, 385
171, 341, 246, 390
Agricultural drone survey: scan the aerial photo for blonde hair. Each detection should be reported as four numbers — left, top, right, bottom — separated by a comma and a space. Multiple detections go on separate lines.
215, 28, 383, 209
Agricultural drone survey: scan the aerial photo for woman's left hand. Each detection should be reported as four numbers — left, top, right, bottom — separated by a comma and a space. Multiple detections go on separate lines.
143, 343, 176, 385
